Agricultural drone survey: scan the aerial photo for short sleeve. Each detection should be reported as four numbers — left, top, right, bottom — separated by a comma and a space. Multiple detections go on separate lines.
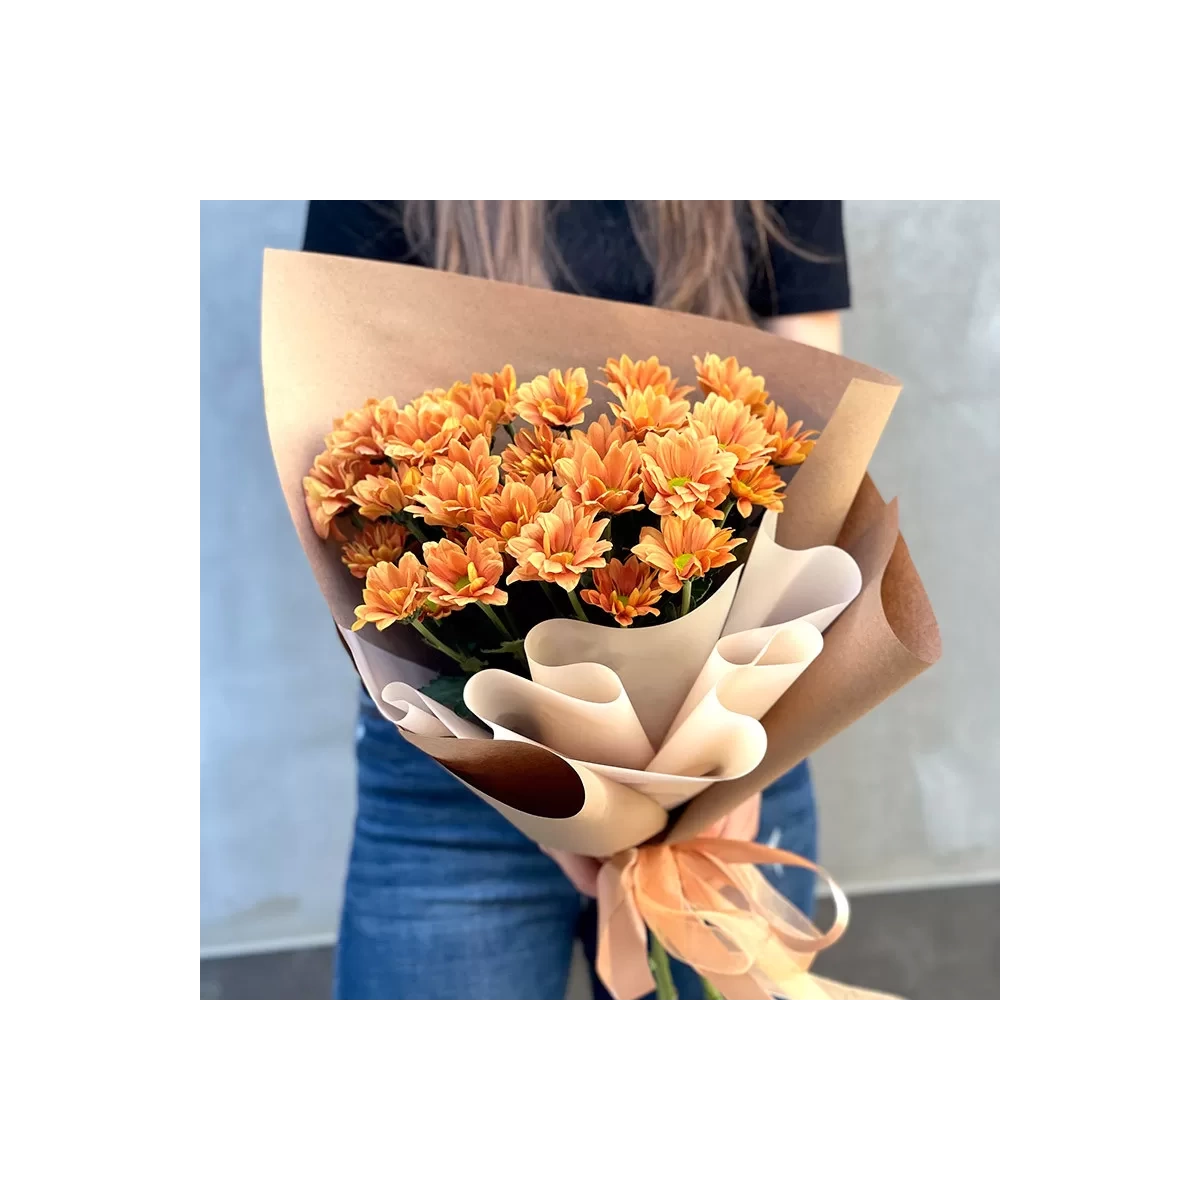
748, 200, 851, 318
302, 200, 419, 264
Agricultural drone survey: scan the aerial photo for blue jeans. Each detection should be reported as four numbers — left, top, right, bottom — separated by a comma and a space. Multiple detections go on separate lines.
335, 690, 818, 999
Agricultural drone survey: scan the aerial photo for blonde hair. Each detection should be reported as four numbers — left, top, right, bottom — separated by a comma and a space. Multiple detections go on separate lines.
397, 200, 831, 325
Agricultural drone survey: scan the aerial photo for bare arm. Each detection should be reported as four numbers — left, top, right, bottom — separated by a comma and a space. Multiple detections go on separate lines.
764, 311, 843, 355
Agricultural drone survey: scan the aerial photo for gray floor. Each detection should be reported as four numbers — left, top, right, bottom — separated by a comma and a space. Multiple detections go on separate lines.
201, 882, 998, 1000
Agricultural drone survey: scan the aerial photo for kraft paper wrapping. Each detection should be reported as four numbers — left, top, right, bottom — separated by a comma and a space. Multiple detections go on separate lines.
668, 478, 941, 842
458, 558, 846, 813
337, 620, 668, 854
394, 727, 669, 857
261, 249, 938, 857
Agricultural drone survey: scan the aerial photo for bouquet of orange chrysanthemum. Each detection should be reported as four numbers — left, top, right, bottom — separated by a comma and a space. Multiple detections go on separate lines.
304, 353, 819, 698
265, 251, 941, 1000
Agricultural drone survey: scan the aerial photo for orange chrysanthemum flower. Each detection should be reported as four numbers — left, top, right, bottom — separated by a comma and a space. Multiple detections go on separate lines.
693, 353, 770, 413
304, 448, 371, 539
632, 516, 746, 594
687, 393, 774, 474
608, 385, 692, 441
340, 521, 410, 578
513, 368, 592, 428
554, 436, 644, 516
423, 536, 508, 609
325, 399, 386, 459
506, 498, 613, 592
471, 364, 518, 420
351, 554, 430, 631
350, 465, 422, 520
759, 401, 819, 467
405, 435, 501, 528
383, 392, 469, 466
600, 355, 693, 404
445, 433, 502, 489
444, 379, 506, 442
468, 474, 560, 543
639, 428, 738, 520
571, 413, 629, 456
730, 462, 787, 518
579, 554, 664, 626
501, 424, 569, 483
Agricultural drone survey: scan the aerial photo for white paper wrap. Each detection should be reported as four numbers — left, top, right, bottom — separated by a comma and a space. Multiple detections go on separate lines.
340, 516, 865, 843
722, 509, 861, 635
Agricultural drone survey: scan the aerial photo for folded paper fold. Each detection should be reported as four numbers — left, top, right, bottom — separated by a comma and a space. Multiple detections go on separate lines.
669, 479, 941, 842
722, 508, 862, 636
524, 568, 742, 750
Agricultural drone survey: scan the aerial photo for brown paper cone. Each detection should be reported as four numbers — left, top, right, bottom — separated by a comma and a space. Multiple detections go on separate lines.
261, 249, 937, 853
777, 377, 901, 550
668, 476, 941, 842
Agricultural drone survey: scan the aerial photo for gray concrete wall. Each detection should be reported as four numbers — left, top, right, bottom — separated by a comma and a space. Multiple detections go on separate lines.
822, 201, 999, 889
199, 200, 999, 953
201, 202, 358, 952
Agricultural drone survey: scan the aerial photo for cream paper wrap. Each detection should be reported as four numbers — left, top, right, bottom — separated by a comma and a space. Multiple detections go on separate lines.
262, 249, 941, 857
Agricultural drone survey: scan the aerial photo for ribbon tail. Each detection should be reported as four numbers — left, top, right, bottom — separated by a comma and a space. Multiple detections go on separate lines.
707, 970, 899, 1000
806, 974, 901, 1000
596, 854, 655, 1000
704, 972, 773, 1000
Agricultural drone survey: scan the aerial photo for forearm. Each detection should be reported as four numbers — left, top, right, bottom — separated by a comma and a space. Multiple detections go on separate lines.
764, 311, 843, 355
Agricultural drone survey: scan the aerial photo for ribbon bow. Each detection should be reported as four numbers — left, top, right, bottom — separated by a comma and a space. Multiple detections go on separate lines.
596, 836, 896, 1000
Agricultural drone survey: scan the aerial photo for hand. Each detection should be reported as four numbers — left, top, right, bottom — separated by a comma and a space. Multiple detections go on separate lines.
704, 792, 762, 841
539, 846, 601, 898
539, 792, 762, 898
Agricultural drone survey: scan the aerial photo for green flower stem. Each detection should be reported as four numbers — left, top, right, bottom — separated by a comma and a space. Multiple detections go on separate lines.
567, 588, 591, 623
538, 580, 560, 611
402, 514, 431, 544
412, 619, 474, 671
500, 604, 522, 640
701, 977, 724, 1000
648, 931, 678, 1000
479, 602, 512, 642
680, 579, 693, 617
716, 496, 737, 525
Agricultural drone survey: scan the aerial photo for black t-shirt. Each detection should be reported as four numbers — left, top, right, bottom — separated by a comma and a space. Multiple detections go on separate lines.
302, 201, 850, 318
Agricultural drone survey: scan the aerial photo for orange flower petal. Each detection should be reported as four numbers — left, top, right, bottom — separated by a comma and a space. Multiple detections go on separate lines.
513, 368, 592, 428
579, 554, 664, 626
506, 498, 612, 591
631, 516, 745, 593
423, 536, 508, 608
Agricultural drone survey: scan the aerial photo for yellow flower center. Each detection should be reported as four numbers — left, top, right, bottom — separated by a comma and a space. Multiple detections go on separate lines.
673, 553, 694, 571
613, 593, 629, 607
668, 476, 692, 490
454, 575, 472, 592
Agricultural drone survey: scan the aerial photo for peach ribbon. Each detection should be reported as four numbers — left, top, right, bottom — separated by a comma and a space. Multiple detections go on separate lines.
596, 836, 895, 1000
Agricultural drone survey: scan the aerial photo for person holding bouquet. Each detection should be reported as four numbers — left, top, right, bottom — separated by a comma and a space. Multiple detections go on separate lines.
301, 200, 852, 1000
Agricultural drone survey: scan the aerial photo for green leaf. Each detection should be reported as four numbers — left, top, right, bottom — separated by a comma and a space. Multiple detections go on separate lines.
419, 673, 473, 721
